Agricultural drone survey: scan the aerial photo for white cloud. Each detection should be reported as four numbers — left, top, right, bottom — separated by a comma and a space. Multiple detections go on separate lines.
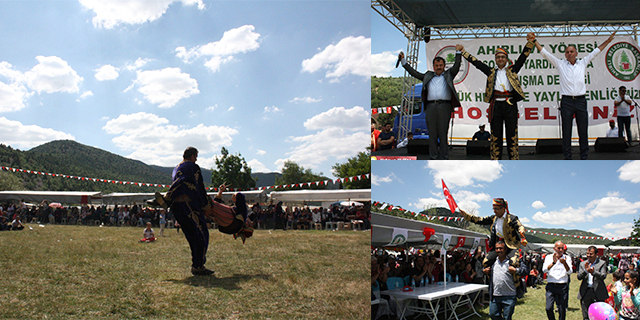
103, 112, 238, 167
24, 56, 83, 94
371, 173, 397, 186
426, 161, 504, 188
593, 222, 635, 239
302, 36, 370, 81
227, 106, 235, 111
247, 159, 270, 173
532, 206, 589, 225
77, 91, 93, 100
0, 78, 30, 112
532, 200, 545, 209
79, 0, 205, 29
586, 196, 640, 218
131, 68, 199, 108
289, 97, 322, 104
520, 217, 530, 224
176, 25, 260, 72
124, 58, 151, 71
0, 117, 75, 149
619, 161, 640, 183
94, 65, 119, 81
274, 106, 369, 170
371, 51, 399, 77
264, 106, 281, 113
304, 106, 369, 131
256, 149, 266, 155
410, 197, 448, 211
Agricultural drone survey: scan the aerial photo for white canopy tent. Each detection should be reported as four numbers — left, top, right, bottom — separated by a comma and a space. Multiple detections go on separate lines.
372, 212, 488, 249
0, 191, 102, 205
102, 189, 268, 206
269, 189, 370, 202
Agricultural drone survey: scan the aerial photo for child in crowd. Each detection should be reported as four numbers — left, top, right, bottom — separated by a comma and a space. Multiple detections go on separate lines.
140, 222, 156, 242
612, 269, 640, 320
607, 270, 624, 312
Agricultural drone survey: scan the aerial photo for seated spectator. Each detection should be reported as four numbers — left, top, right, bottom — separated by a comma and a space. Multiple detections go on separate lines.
606, 120, 619, 138
472, 124, 491, 140
140, 222, 156, 242
11, 215, 24, 230
460, 262, 477, 283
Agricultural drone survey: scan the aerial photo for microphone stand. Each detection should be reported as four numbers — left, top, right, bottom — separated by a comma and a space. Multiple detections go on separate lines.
631, 97, 639, 145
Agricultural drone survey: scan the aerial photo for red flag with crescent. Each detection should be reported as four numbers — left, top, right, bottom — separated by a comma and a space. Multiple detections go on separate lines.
442, 179, 458, 213
454, 236, 466, 249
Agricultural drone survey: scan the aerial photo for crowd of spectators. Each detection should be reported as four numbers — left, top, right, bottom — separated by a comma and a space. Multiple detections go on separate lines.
372, 245, 640, 320
1, 200, 371, 232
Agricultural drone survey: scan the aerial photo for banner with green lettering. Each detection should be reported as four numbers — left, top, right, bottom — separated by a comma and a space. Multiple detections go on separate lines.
425, 35, 640, 144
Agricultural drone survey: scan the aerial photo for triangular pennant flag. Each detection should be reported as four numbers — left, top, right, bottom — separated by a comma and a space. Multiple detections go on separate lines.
385, 228, 409, 246
441, 234, 452, 254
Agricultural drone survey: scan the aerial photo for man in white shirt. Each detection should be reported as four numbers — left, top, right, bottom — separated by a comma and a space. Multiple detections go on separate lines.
542, 241, 573, 320
614, 85, 633, 145
606, 120, 619, 138
534, 33, 616, 159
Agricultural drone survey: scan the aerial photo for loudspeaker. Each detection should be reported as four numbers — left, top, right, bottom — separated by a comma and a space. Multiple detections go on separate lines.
407, 139, 429, 155
536, 139, 563, 154
594, 137, 628, 152
466, 140, 490, 155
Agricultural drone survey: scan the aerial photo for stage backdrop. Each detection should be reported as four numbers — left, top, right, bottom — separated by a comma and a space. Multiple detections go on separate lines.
424, 35, 640, 145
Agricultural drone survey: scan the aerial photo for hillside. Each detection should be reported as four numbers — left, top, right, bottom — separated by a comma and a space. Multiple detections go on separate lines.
0, 140, 281, 192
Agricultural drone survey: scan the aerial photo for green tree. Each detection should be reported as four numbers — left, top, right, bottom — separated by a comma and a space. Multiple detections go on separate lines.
275, 160, 327, 190
0, 171, 23, 191
210, 147, 256, 190
332, 151, 370, 189
630, 217, 640, 246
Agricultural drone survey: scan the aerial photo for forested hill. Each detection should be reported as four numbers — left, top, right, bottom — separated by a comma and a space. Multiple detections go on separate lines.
0, 140, 281, 192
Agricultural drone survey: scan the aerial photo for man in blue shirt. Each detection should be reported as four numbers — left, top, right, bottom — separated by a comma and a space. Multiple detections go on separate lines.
399, 47, 462, 159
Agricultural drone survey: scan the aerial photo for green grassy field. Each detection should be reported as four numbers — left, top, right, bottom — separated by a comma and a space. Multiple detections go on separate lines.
0, 224, 370, 319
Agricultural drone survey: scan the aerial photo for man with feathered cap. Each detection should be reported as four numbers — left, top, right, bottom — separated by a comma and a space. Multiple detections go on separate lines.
459, 198, 528, 269
457, 33, 536, 160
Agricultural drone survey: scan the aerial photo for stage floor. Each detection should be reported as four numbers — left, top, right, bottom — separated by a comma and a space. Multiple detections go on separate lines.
372, 143, 640, 160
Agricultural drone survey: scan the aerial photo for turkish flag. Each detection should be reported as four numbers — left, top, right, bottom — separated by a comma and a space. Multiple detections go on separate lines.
485, 239, 491, 251
454, 237, 466, 249
442, 179, 458, 213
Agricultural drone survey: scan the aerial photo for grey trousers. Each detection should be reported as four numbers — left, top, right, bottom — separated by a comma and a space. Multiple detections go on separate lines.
425, 101, 453, 160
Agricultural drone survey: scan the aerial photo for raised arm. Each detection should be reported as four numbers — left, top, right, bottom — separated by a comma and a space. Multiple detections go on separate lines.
598, 32, 616, 51
398, 51, 426, 81
511, 33, 536, 73
458, 44, 493, 76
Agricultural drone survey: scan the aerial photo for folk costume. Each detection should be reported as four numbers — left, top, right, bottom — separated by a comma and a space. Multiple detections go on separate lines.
461, 41, 535, 160
460, 198, 528, 289
161, 159, 213, 275
206, 193, 254, 244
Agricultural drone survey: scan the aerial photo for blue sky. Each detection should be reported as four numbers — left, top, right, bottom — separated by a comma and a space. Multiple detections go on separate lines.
371, 8, 424, 78
372, 160, 640, 240
0, 0, 370, 179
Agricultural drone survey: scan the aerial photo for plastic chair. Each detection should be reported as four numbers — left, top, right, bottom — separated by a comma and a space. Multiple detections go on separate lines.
386, 277, 405, 290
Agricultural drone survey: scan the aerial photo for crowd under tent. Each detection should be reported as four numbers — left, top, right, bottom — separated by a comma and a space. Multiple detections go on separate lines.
0, 191, 103, 205
371, 212, 488, 250
524, 243, 640, 256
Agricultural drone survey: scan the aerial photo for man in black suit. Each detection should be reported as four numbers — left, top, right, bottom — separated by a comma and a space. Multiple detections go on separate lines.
399, 46, 462, 159
577, 246, 608, 320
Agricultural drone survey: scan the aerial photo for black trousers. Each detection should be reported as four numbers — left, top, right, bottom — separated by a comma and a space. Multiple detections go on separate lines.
490, 100, 519, 160
580, 287, 603, 320
546, 282, 569, 320
171, 202, 209, 269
